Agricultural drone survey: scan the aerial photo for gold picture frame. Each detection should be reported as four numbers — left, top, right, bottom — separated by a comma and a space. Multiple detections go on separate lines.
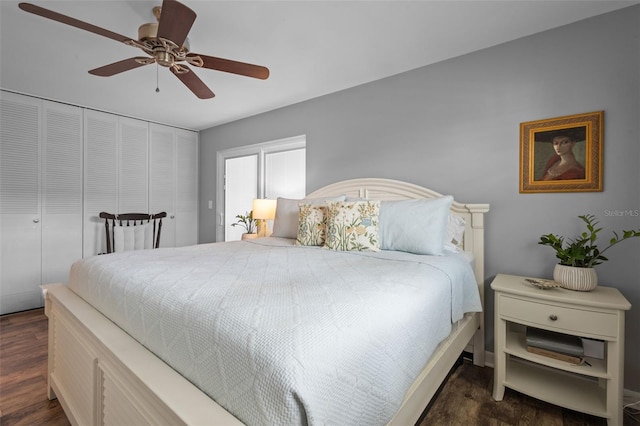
520, 111, 603, 193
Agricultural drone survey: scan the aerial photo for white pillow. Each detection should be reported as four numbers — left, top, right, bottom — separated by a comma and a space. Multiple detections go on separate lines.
271, 195, 346, 239
113, 223, 153, 252
378, 196, 453, 255
447, 214, 466, 246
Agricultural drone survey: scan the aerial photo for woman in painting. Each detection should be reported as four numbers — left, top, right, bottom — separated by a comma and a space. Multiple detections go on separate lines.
540, 132, 586, 181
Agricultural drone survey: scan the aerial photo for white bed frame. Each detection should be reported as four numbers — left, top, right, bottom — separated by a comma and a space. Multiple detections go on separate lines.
43, 178, 489, 426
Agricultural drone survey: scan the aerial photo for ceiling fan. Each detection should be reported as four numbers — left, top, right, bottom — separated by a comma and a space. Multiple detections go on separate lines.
18, 0, 270, 99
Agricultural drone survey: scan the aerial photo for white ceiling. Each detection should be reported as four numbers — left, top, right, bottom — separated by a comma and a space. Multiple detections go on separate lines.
1, 1, 636, 131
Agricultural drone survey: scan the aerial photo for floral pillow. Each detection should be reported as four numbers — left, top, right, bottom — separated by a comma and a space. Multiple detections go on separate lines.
324, 201, 380, 251
296, 204, 327, 246
272, 195, 346, 239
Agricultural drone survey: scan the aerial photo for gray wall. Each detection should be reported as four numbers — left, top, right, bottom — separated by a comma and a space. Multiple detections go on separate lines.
200, 6, 640, 391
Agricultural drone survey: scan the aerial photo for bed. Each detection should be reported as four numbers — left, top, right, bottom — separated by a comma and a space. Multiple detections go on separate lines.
43, 178, 489, 426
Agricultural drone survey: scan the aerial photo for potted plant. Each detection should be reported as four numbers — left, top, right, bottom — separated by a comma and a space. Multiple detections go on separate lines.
539, 214, 640, 291
232, 211, 257, 240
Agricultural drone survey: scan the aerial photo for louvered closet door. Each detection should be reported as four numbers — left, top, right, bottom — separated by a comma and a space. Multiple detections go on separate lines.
84, 110, 118, 257
149, 123, 176, 247
0, 92, 42, 314
41, 100, 83, 284
175, 130, 198, 246
118, 117, 148, 213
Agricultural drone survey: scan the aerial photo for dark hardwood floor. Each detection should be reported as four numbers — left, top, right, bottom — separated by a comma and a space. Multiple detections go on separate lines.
0, 309, 69, 425
0, 309, 633, 425
420, 357, 614, 426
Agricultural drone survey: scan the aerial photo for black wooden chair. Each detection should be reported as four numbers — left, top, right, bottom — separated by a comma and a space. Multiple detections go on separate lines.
99, 212, 167, 254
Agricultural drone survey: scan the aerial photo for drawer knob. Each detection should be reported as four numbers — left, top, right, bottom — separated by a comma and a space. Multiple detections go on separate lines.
549, 314, 558, 321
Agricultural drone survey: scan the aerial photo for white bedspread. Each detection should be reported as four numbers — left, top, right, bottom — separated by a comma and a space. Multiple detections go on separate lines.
68, 238, 481, 426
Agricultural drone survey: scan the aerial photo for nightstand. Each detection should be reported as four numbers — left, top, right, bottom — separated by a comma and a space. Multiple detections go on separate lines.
491, 273, 631, 426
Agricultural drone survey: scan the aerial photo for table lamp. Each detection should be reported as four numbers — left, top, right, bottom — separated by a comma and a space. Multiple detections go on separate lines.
252, 199, 277, 237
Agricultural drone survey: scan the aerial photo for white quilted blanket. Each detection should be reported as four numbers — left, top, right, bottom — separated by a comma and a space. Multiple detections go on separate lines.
68, 238, 481, 426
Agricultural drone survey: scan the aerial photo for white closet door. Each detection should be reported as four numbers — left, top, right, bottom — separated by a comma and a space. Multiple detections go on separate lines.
84, 110, 118, 257
175, 130, 198, 247
149, 123, 176, 247
0, 92, 42, 314
41, 100, 83, 284
118, 117, 148, 213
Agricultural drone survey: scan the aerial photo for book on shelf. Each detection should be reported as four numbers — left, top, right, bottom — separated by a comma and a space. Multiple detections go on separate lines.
526, 345, 583, 364
525, 326, 584, 357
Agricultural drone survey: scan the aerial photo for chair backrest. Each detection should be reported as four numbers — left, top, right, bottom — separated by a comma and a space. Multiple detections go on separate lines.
99, 212, 167, 254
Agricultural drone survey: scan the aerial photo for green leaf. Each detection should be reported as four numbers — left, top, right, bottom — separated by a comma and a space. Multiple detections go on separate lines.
539, 214, 640, 268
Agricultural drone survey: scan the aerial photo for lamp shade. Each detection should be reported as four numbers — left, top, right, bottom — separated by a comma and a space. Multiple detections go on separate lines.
252, 199, 277, 220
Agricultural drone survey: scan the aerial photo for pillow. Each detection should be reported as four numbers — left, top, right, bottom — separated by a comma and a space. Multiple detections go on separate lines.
447, 213, 466, 246
324, 200, 380, 252
295, 204, 327, 246
271, 195, 346, 239
113, 222, 153, 252
378, 196, 453, 255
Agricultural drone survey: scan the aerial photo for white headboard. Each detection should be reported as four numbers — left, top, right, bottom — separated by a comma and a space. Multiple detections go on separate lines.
307, 178, 490, 292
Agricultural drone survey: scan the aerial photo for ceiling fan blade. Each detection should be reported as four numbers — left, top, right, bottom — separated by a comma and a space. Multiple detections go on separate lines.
89, 58, 152, 77
170, 66, 215, 99
18, 3, 133, 44
191, 54, 270, 80
157, 0, 196, 47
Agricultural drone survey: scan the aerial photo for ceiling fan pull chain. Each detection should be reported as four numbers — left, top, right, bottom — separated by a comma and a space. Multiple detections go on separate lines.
156, 63, 160, 93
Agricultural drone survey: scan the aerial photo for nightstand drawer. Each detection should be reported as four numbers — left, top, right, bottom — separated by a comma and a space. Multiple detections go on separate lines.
498, 295, 618, 338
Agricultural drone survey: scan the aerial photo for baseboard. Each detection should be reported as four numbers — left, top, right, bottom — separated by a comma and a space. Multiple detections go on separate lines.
482, 350, 638, 401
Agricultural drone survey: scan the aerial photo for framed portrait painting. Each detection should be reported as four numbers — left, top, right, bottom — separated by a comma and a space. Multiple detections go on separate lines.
519, 111, 603, 193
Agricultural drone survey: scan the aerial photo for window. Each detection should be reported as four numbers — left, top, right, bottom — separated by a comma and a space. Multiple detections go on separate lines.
216, 135, 305, 241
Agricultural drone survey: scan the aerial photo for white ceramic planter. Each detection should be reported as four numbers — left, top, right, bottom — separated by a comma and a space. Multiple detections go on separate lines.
553, 264, 598, 291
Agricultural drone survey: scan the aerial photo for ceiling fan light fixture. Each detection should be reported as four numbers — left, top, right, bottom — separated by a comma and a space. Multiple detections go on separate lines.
154, 50, 174, 67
